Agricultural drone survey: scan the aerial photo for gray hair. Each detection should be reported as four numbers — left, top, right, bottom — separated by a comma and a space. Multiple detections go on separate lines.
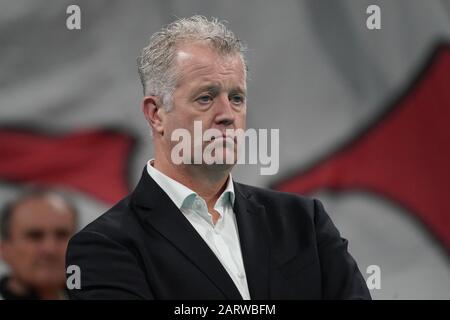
137, 15, 247, 111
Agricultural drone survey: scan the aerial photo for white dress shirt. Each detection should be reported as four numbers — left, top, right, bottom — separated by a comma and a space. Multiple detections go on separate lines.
146, 160, 251, 300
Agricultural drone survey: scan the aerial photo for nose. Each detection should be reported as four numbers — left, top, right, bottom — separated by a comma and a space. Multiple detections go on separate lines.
214, 94, 235, 127
40, 234, 59, 255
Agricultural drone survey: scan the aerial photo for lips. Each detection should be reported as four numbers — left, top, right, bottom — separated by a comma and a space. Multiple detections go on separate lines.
210, 134, 235, 142
210, 136, 235, 148
211, 135, 229, 140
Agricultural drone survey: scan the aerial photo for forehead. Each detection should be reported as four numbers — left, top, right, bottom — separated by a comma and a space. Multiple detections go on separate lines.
174, 42, 246, 89
10, 196, 75, 230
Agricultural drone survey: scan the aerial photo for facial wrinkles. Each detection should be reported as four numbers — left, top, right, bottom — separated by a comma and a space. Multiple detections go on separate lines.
167, 48, 246, 142
175, 49, 245, 94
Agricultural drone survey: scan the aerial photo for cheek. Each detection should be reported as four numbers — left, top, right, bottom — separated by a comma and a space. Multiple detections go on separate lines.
164, 112, 190, 134
4, 243, 36, 270
57, 240, 70, 254
235, 112, 246, 128
11, 240, 38, 256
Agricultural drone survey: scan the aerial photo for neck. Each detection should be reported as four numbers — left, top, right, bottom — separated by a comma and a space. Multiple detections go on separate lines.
153, 154, 232, 209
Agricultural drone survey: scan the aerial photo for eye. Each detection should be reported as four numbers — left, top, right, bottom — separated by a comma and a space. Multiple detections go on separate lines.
196, 95, 213, 104
230, 94, 245, 105
25, 230, 45, 242
54, 229, 71, 240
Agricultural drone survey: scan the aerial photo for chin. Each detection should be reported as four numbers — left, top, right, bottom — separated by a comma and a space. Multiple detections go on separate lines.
33, 270, 65, 287
208, 143, 238, 164
205, 161, 235, 172
34, 277, 65, 289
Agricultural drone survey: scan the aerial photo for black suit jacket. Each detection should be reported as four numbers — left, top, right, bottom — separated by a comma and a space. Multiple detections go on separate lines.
66, 168, 371, 300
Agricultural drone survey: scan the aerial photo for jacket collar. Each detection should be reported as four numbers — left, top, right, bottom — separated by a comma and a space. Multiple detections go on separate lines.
130, 167, 270, 300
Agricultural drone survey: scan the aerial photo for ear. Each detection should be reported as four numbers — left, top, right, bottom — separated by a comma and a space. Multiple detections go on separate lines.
142, 96, 165, 135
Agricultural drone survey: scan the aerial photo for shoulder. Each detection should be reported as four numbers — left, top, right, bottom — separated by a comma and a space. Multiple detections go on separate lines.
235, 182, 317, 215
233, 182, 327, 237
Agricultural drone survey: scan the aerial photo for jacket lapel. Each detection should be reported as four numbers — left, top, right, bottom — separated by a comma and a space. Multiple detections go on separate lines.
233, 182, 271, 299
130, 168, 243, 299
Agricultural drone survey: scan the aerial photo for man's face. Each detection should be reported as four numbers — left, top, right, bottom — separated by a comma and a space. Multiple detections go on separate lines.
1, 196, 76, 289
161, 42, 247, 169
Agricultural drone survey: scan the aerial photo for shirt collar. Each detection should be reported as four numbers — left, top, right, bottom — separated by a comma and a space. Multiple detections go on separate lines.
146, 159, 235, 211
215, 173, 235, 209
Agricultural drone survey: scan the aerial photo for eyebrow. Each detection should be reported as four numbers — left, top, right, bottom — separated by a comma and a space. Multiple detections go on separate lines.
229, 87, 246, 96
195, 85, 220, 97
192, 84, 246, 98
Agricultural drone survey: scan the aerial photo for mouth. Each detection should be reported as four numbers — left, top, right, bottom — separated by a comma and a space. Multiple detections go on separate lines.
210, 134, 235, 142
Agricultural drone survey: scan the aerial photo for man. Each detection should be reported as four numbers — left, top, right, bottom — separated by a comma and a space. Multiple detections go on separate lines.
0, 190, 77, 299
66, 16, 371, 300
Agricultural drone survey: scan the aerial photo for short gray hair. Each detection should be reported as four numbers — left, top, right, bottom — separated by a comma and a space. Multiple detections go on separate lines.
137, 15, 247, 110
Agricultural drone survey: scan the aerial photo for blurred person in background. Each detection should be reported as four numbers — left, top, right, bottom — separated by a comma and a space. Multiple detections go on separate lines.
0, 190, 77, 299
